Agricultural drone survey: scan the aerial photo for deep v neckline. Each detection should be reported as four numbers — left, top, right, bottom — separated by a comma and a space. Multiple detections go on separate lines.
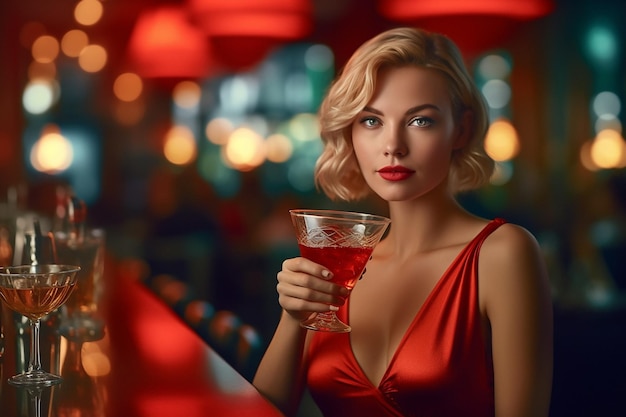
346, 219, 502, 389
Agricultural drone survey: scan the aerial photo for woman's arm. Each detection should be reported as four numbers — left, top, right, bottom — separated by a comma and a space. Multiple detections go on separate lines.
253, 311, 309, 416
253, 257, 348, 416
480, 223, 553, 417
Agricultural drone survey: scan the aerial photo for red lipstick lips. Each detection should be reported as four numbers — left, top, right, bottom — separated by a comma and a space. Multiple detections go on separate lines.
377, 166, 415, 181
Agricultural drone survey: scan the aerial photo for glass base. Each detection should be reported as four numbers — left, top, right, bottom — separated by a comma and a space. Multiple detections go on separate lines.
300, 312, 351, 333
8, 370, 63, 387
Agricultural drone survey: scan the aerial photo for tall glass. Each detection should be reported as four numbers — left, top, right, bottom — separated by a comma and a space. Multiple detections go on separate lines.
54, 228, 106, 334
290, 209, 390, 333
0, 264, 80, 387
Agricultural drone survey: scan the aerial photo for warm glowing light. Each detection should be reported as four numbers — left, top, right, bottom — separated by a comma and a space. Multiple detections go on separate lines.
114, 72, 143, 102
484, 119, 520, 161
74, 0, 104, 26
22, 79, 58, 114
266, 134, 293, 163
223, 127, 266, 171
590, 129, 626, 169
205, 117, 234, 145
31, 35, 59, 63
78, 44, 107, 72
61, 29, 89, 57
127, 6, 211, 79
30, 127, 74, 173
579, 141, 599, 171
83, 350, 111, 377
163, 126, 197, 165
28, 61, 56, 80
173, 81, 201, 109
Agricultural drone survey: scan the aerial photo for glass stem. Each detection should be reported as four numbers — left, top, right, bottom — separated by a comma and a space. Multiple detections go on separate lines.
28, 319, 42, 373
28, 389, 42, 417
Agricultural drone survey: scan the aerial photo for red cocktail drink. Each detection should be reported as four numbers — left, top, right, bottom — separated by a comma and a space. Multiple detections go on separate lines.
297, 245, 372, 290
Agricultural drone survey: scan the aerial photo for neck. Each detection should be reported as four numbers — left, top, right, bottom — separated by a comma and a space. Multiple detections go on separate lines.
381, 191, 472, 259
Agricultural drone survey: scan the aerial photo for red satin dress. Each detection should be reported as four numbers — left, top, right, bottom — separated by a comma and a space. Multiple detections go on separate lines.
306, 219, 505, 417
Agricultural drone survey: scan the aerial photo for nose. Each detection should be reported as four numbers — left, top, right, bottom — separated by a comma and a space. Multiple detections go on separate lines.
384, 130, 408, 157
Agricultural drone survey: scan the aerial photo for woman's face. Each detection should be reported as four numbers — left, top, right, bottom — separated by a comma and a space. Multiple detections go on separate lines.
351, 65, 466, 202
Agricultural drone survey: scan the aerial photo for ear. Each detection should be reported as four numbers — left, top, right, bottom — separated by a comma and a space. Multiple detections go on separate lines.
453, 110, 473, 150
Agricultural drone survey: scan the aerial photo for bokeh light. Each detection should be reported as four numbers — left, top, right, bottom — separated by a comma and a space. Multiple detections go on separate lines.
484, 119, 520, 161
74, 0, 104, 26
173, 81, 202, 109
589, 129, 626, 169
477, 54, 512, 80
304, 44, 334, 72
31, 35, 59, 63
205, 117, 235, 145
223, 127, 266, 171
482, 79, 512, 109
114, 72, 143, 102
22, 79, 59, 114
265, 133, 293, 163
78, 44, 107, 72
163, 125, 197, 166
585, 25, 618, 64
30, 126, 74, 174
595, 114, 622, 134
592, 91, 621, 118
61, 29, 89, 57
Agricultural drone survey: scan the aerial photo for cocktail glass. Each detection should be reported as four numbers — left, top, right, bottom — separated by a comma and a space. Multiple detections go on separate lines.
290, 209, 390, 333
0, 264, 80, 387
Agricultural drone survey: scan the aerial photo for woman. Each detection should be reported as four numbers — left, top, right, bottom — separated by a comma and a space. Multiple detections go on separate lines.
253, 27, 553, 417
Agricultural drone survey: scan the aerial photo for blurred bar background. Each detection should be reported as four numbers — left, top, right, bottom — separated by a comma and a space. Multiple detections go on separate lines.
0, 0, 624, 416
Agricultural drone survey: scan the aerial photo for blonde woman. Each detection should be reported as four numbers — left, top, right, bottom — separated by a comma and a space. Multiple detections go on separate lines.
254, 27, 553, 417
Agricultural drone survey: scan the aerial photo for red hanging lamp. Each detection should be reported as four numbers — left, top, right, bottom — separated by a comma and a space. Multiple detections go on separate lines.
127, 5, 212, 83
186, 0, 313, 71
378, 0, 555, 57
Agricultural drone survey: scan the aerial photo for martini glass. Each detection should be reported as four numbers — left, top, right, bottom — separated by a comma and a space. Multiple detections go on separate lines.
290, 209, 390, 333
0, 264, 80, 387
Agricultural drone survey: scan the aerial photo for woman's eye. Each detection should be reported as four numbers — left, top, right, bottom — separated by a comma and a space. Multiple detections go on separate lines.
410, 117, 433, 127
360, 117, 380, 127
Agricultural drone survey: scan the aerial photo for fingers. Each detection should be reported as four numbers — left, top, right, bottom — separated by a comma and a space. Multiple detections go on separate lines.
281, 257, 332, 280
277, 257, 348, 318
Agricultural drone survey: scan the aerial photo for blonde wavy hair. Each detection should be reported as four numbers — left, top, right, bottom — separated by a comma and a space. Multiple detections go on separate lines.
315, 27, 494, 201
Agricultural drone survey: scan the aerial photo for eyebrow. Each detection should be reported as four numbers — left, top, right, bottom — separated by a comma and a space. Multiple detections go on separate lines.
362, 104, 441, 115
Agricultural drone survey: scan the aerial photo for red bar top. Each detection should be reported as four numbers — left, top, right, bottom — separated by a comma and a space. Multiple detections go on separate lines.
105, 273, 283, 417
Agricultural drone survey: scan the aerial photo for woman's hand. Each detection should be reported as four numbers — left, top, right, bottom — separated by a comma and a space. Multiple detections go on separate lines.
277, 257, 349, 322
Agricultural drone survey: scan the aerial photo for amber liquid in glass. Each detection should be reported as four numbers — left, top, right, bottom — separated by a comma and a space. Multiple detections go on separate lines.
0, 283, 76, 320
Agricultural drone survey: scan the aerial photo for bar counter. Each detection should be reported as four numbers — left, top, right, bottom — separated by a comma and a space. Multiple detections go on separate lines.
0, 262, 284, 417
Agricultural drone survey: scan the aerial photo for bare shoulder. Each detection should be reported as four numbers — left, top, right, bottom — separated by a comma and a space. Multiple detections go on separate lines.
480, 222, 544, 270
478, 222, 551, 312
